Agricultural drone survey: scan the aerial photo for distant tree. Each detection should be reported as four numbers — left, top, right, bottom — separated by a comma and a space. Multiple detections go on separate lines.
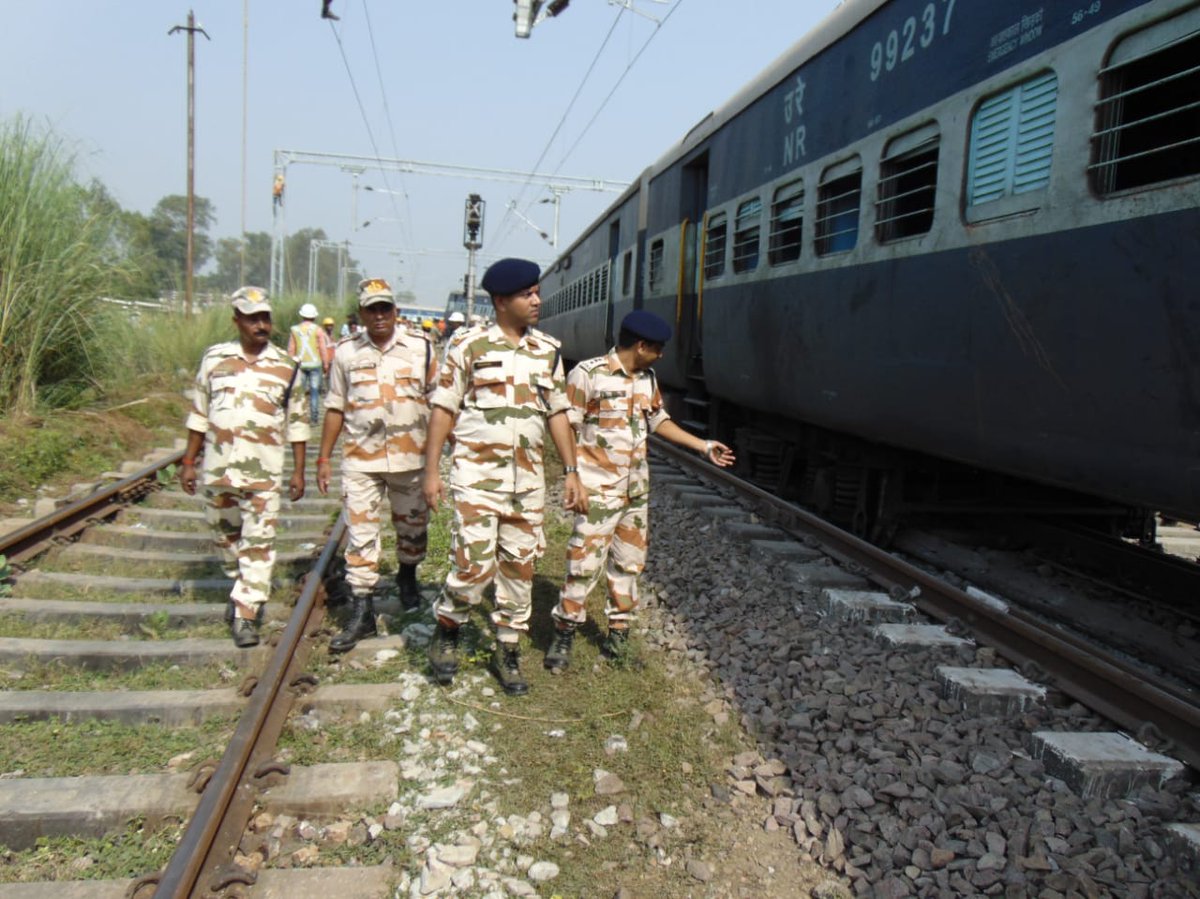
142, 194, 216, 293
206, 231, 271, 293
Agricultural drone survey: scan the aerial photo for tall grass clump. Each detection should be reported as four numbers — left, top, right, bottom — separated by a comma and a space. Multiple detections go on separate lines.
0, 116, 132, 413
95, 290, 321, 391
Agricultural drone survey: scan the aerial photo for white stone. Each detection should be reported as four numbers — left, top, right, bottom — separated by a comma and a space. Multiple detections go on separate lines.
594, 806, 619, 826
527, 861, 560, 882
418, 782, 470, 809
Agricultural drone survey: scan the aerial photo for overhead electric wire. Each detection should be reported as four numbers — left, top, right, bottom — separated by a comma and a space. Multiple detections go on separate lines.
327, 14, 412, 286
493, 7, 626, 247
495, 0, 686, 254
554, 0, 684, 175
360, 0, 414, 252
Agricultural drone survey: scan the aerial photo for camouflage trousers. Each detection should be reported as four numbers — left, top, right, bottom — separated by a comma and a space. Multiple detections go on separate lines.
433, 485, 544, 644
552, 492, 649, 629
205, 487, 280, 616
343, 468, 428, 595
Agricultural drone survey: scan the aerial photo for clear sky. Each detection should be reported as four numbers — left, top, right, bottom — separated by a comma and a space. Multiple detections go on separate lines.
2, 0, 840, 307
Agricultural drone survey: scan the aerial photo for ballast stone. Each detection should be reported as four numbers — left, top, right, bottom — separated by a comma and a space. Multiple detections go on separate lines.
935, 665, 1046, 715
1028, 731, 1186, 799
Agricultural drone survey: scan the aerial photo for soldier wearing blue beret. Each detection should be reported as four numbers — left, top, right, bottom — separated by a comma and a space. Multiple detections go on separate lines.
423, 257, 587, 695
543, 309, 736, 673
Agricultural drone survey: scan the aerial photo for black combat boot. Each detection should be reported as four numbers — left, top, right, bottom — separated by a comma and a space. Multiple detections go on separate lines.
492, 643, 529, 695
428, 621, 461, 685
543, 625, 576, 673
230, 615, 260, 648
329, 592, 377, 652
396, 563, 421, 611
600, 626, 630, 660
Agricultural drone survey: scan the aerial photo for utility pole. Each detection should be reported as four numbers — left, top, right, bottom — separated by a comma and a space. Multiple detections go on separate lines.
169, 11, 210, 317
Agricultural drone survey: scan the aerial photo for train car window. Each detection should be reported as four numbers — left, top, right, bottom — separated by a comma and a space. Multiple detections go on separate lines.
967, 72, 1058, 210
768, 179, 804, 265
733, 197, 762, 273
1091, 7, 1200, 194
648, 239, 665, 292
704, 212, 727, 279
816, 158, 862, 256
876, 124, 939, 242
621, 250, 633, 296
600, 264, 610, 305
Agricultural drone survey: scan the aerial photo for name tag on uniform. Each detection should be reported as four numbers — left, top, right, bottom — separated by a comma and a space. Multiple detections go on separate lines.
473, 360, 502, 370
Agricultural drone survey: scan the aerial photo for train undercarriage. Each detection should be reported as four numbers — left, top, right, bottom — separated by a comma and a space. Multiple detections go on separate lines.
667, 391, 1156, 548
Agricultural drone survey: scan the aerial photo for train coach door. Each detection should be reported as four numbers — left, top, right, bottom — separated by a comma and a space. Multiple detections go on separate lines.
607, 220, 620, 346
679, 154, 708, 371
675, 154, 709, 434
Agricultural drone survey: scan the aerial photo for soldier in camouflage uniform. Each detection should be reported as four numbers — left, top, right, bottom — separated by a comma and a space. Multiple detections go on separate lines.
180, 287, 310, 648
423, 258, 586, 695
544, 310, 735, 672
317, 278, 437, 652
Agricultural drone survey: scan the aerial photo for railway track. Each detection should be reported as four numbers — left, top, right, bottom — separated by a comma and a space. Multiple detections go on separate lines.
639, 438, 1199, 892
648, 438, 1200, 773
0, 446, 411, 897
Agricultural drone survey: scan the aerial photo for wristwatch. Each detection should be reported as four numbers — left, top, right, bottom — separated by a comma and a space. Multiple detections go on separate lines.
563, 466, 578, 474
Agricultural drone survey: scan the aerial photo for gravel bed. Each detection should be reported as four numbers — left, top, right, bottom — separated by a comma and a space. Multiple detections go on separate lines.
636, 478, 1200, 899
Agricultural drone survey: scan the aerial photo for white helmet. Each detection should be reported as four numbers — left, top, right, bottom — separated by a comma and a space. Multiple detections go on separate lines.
448, 311, 466, 323
298, 303, 318, 319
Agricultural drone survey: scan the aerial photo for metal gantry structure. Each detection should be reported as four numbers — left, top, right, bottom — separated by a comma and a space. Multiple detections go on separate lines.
268, 149, 629, 299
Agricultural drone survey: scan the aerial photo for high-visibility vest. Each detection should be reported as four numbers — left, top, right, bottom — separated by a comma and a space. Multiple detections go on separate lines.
290, 322, 323, 369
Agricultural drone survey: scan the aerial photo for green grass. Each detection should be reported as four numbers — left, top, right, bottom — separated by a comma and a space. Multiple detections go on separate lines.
0, 612, 228, 642
0, 659, 243, 692
0, 715, 235, 777
0, 820, 187, 883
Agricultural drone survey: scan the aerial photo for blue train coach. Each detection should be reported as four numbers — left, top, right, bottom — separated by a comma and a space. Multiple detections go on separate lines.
539, 0, 1200, 540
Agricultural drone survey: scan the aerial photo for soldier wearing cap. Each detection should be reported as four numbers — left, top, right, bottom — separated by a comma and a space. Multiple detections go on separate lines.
180, 287, 310, 647
317, 277, 437, 651
544, 309, 735, 672
423, 257, 587, 695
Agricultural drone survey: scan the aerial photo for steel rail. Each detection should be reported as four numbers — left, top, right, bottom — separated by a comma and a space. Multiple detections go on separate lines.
0, 450, 184, 565
152, 512, 346, 898
651, 438, 1200, 772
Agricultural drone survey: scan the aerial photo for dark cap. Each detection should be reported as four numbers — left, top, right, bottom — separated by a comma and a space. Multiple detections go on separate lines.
620, 310, 672, 344
481, 258, 540, 296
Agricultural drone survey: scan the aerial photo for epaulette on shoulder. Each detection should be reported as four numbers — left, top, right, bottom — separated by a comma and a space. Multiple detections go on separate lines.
530, 327, 561, 349
201, 341, 238, 362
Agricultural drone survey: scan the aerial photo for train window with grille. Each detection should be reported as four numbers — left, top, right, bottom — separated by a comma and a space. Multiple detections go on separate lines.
967, 72, 1058, 210
704, 212, 727, 278
876, 124, 939, 242
816, 158, 862, 256
732, 197, 762, 273
621, 250, 633, 296
1092, 8, 1200, 194
769, 179, 804, 265
648, 239, 664, 292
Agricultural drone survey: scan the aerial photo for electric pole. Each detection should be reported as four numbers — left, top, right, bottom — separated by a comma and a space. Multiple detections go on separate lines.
169, 11, 210, 316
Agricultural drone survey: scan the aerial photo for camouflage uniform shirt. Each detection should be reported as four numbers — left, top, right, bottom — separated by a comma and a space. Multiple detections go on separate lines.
430, 323, 569, 494
325, 330, 433, 473
185, 341, 310, 490
567, 351, 670, 499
